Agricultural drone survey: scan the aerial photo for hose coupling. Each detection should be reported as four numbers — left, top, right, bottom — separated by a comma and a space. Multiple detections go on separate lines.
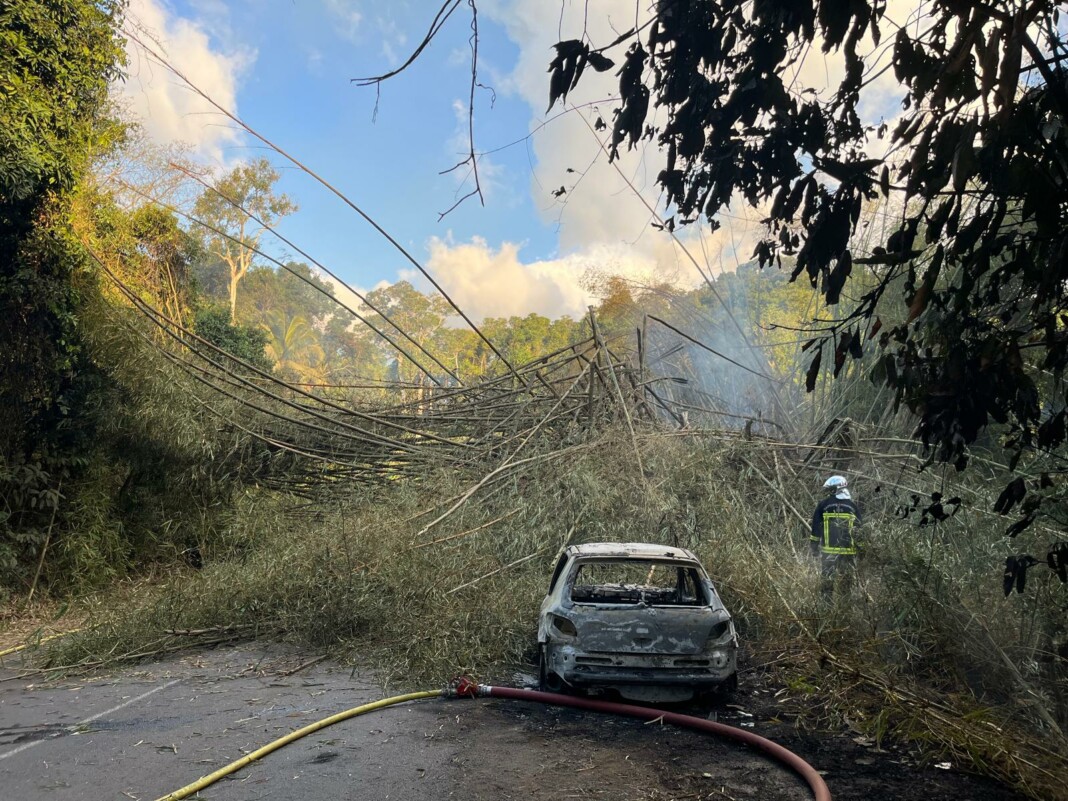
443, 676, 489, 698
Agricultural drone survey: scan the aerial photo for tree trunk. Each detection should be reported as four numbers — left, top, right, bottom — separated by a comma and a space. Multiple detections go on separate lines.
228, 265, 239, 322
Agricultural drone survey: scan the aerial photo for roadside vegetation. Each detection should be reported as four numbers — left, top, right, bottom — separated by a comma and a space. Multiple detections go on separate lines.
41, 418, 1067, 799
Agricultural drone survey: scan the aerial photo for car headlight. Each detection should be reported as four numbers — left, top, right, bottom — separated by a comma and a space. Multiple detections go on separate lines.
551, 614, 577, 637
708, 621, 730, 640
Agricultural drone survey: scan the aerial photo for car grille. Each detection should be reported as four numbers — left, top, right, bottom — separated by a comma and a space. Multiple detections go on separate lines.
573, 655, 715, 674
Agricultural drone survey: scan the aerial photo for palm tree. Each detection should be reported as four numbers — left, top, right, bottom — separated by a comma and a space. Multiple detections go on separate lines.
262, 310, 325, 380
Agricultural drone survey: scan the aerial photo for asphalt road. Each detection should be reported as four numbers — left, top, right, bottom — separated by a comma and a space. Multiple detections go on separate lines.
0, 644, 464, 801
2, 642, 1013, 801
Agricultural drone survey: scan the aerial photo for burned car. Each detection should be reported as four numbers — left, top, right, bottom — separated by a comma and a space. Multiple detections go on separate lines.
537, 543, 737, 703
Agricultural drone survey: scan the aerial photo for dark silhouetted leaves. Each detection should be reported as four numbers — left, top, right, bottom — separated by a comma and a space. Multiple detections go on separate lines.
1037, 411, 1068, 451
609, 44, 649, 159
587, 52, 614, 72
805, 347, 822, 393
1004, 515, 1036, 538
919, 492, 961, 526
546, 40, 612, 112
1003, 555, 1039, 596
1047, 543, 1068, 583
993, 477, 1026, 515
825, 252, 852, 305
547, 0, 1068, 513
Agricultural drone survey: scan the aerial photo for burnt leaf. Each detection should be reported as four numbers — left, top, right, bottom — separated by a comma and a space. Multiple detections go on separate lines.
848, 329, 863, 360
1008, 448, 1023, 473
1037, 411, 1067, 450
547, 40, 582, 111
834, 331, 851, 377
907, 246, 944, 322
919, 492, 961, 525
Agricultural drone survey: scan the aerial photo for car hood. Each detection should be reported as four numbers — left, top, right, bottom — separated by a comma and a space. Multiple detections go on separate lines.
568, 605, 726, 655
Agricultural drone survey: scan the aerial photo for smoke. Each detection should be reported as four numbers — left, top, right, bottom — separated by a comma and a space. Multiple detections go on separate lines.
629, 263, 814, 435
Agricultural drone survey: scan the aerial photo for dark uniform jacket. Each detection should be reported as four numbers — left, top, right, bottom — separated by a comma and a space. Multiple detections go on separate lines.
810, 495, 861, 557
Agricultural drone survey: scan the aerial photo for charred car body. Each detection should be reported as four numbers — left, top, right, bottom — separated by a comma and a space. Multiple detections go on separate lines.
537, 543, 738, 703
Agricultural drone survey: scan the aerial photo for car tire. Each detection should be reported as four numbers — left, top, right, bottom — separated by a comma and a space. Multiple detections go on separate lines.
719, 671, 738, 696
695, 673, 738, 708
538, 644, 563, 693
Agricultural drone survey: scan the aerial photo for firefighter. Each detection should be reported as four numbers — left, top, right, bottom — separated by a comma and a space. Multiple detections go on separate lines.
810, 475, 861, 590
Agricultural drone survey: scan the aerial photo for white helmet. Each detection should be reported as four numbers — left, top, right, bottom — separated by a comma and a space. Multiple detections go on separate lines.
823, 475, 848, 491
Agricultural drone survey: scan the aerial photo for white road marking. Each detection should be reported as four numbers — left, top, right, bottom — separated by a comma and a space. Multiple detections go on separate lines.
0, 678, 181, 761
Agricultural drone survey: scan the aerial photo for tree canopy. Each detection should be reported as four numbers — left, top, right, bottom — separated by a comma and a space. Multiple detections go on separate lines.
0, 0, 125, 464
192, 158, 296, 322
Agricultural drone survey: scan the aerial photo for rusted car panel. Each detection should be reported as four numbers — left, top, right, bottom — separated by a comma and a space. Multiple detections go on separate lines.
538, 543, 738, 702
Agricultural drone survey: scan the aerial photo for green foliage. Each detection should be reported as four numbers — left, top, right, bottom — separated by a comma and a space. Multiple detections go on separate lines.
238, 261, 336, 323
262, 310, 325, 381
75, 188, 202, 323
0, 0, 126, 593
0, 0, 124, 203
193, 306, 272, 372
467, 314, 583, 377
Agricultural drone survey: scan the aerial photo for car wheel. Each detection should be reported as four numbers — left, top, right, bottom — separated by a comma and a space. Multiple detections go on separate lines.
538, 645, 563, 693
695, 673, 738, 708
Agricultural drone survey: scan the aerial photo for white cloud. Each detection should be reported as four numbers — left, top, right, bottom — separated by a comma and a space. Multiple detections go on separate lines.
483, 0, 664, 259
119, 0, 254, 166
306, 47, 325, 75
326, 0, 363, 42
410, 217, 766, 322
323, 274, 390, 317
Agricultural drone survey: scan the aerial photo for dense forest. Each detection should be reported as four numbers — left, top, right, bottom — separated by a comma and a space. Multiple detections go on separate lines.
2, 2, 1067, 798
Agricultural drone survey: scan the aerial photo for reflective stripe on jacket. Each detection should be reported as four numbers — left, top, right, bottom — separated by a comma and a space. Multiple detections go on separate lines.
810, 496, 861, 556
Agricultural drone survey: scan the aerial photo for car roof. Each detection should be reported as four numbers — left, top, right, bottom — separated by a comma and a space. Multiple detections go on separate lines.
565, 542, 700, 561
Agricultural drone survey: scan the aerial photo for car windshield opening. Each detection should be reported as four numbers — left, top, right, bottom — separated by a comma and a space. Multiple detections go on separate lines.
569, 560, 708, 606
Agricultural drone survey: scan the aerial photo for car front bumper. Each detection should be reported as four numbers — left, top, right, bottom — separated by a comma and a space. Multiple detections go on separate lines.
544, 643, 736, 687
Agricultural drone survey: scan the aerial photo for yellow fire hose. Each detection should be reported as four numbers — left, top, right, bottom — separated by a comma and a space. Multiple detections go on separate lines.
153, 689, 442, 801
152, 679, 831, 801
